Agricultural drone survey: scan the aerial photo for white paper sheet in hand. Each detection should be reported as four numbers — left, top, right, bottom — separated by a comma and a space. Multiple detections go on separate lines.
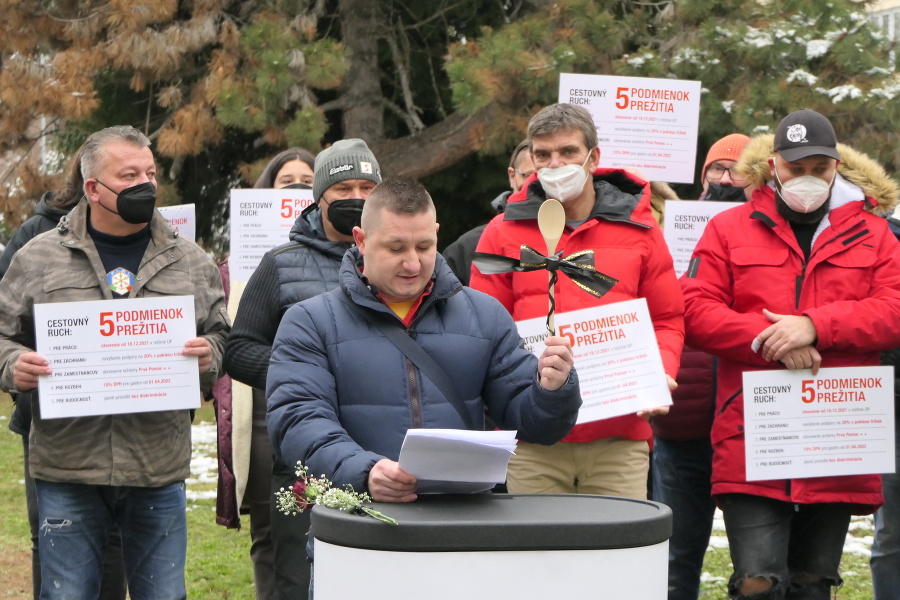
398, 429, 517, 494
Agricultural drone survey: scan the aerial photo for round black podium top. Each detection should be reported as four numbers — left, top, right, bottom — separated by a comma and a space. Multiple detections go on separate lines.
311, 494, 672, 552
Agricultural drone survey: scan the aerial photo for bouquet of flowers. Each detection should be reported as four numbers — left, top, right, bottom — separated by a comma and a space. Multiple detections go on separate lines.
274, 462, 398, 525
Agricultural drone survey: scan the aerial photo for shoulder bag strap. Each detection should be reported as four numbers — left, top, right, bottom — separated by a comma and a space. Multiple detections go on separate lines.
335, 290, 478, 430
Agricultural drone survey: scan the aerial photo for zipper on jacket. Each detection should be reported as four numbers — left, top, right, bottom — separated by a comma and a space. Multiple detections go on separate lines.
795, 262, 807, 310
400, 285, 463, 428
793, 219, 868, 310
708, 356, 719, 422
718, 389, 742, 415
406, 358, 423, 428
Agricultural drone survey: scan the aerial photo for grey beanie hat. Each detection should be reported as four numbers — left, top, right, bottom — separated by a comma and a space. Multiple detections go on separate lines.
312, 138, 382, 202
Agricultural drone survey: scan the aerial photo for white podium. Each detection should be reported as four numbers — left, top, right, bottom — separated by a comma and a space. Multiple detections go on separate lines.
312, 494, 671, 599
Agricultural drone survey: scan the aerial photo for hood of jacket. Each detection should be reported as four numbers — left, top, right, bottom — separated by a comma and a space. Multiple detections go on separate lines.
290, 203, 351, 260
503, 168, 657, 228
34, 191, 73, 223
736, 133, 900, 216
648, 180, 678, 226
490, 190, 511, 214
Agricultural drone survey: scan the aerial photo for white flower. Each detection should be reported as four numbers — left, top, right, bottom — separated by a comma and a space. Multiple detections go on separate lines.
274, 462, 398, 525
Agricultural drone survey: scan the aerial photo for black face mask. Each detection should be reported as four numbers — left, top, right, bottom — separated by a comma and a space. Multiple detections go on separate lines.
325, 198, 365, 236
96, 180, 157, 224
281, 182, 312, 190
703, 182, 747, 203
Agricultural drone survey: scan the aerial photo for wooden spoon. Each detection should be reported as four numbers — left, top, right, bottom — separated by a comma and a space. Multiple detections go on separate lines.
537, 198, 566, 334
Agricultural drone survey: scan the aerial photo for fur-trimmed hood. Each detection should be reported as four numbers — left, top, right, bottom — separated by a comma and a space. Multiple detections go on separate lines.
649, 180, 679, 226
736, 133, 900, 216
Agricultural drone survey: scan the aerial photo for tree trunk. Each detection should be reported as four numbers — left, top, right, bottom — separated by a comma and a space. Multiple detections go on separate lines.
337, 0, 384, 143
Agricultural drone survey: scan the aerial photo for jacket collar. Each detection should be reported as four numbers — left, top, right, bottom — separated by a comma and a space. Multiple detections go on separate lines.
502, 169, 655, 228
291, 203, 352, 259
58, 198, 178, 251
750, 184, 870, 254
338, 247, 463, 320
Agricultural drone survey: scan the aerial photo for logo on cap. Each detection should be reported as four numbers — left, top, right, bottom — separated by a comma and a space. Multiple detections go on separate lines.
786, 125, 808, 144
360, 161, 372, 174
329, 164, 354, 175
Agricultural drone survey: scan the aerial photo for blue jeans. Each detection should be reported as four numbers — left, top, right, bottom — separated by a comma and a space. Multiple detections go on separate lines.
651, 437, 716, 600
24, 437, 127, 600
35, 479, 187, 600
720, 494, 851, 600
871, 422, 900, 599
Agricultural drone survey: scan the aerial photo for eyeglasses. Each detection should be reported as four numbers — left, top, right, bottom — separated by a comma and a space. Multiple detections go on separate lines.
706, 164, 744, 182
514, 169, 534, 178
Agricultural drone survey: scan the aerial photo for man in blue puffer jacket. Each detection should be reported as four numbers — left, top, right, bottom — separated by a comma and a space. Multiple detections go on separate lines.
267, 175, 582, 500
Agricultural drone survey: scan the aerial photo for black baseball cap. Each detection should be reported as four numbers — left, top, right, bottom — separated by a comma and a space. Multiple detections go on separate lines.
773, 108, 840, 162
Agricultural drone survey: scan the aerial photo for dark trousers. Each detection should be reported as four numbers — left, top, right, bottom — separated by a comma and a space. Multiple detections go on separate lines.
720, 493, 851, 600
247, 389, 310, 600
271, 457, 312, 600
651, 437, 716, 600
871, 420, 900, 598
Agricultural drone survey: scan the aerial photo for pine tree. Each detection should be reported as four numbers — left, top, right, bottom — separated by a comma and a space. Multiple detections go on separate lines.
0, 0, 896, 250
0, 0, 517, 250
446, 0, 898, 198
618, 0, 900, 184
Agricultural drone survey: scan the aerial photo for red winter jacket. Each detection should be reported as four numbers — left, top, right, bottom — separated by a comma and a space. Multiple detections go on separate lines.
471, 169, 685, 444
681, 183, 900, 510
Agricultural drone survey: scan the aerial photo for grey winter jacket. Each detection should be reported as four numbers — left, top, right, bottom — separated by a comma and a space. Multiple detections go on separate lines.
0, 199, 229, 487
266, 247, 582, 493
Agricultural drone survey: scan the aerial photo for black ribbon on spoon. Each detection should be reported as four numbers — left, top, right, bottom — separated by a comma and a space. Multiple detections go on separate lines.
473, 246, 618, 335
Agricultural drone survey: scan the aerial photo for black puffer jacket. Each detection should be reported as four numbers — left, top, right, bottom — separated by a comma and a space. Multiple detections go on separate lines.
0, 192, 72, 435
0, 192, 70, 279
224, 204, 351, 390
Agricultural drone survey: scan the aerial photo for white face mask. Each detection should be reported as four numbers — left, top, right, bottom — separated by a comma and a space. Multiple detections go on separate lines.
537, 151, 592, 202
774, 166, 835, 214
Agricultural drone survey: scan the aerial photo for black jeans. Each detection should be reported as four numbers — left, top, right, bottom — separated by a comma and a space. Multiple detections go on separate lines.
271, 456, 311, 600
651, 437, 715, 600
720, 493, 851, 600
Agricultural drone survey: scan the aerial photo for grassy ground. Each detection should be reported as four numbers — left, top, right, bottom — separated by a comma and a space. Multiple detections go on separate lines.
0, 394, 254, 600
0, 393, 876, 599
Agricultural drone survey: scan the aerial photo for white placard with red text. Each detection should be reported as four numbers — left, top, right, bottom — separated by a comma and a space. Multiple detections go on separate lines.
229, 188, 316, 281
516, 298, 671, 424
34, 296, 200, 419
157, 203, 196, 241
558, 73, 702, 183
743, 367, 895, 481
663, 201, 741, 277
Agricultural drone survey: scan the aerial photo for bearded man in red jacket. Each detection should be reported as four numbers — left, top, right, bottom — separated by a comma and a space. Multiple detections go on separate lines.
682, 108, 900, 600
471, 103, 684, 500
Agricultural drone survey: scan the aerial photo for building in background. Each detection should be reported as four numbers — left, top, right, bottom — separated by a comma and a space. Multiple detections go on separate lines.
869, 0, 900, 41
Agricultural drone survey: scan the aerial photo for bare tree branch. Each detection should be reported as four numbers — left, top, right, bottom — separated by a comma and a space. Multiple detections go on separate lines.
317, 97, 348, 112
374, 106, 494, 179
386, 17, 425, 133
